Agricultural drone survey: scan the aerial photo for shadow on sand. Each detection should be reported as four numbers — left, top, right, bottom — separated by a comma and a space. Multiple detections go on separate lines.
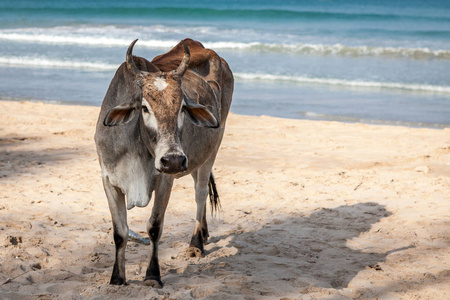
166, 202, 415, 295
0, 135, 84, 181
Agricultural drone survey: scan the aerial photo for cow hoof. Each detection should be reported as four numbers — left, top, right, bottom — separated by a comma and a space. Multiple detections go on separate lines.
186, 246, 205, 258
143, 277, 163, 289
109, 277, 126, 285
202, 234, 209, 243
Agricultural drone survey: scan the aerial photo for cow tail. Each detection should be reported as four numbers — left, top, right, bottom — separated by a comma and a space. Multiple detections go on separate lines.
208, 172, 221, 215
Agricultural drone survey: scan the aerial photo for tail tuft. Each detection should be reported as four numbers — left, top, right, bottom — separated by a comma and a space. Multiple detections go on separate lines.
208, 172, 221, 215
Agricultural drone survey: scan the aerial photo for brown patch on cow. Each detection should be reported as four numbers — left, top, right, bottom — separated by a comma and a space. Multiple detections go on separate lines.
152, 38, 214, 72
142, 73, 183, 133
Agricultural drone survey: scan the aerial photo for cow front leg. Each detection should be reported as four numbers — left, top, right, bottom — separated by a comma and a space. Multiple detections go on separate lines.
143, 175, 173, 288
187, 169, 210, 257
103, 177, 128, 285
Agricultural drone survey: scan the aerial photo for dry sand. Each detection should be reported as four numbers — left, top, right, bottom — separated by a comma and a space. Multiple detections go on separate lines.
0, 100, 449, 299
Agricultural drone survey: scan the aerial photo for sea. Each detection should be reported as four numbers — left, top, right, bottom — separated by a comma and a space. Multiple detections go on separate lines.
0, 0, 449, 128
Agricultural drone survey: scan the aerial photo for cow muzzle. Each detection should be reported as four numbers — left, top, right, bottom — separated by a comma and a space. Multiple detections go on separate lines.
158, 153, 188, 174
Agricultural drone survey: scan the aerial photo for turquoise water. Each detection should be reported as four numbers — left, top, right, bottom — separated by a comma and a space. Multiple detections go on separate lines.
0, 0, 449, 127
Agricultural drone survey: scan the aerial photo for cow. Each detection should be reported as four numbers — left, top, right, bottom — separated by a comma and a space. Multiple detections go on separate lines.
94, 38, 233, 287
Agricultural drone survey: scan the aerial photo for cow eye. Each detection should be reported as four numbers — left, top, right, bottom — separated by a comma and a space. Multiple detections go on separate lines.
142, 106, 149, 113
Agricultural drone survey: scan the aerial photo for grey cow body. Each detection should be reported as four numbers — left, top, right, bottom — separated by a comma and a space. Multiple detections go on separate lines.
94, 39, 233, 286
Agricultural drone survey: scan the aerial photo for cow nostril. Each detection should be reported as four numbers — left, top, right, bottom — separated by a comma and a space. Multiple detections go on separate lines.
160, 156, 170, 168
181, 156, 188, 170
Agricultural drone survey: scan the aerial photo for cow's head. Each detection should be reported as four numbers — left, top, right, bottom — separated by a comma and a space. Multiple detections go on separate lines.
104, 39, 219, 174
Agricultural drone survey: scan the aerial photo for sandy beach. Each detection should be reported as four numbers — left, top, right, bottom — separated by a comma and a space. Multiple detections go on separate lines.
0, 100, 449, 299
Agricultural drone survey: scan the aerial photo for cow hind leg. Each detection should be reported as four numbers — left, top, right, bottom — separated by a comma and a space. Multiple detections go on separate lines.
187, 167, 214, 257
102, 177, 128, 285
203, 172, 220, 242
201, 204, 209, 242
143, 175, 173, 288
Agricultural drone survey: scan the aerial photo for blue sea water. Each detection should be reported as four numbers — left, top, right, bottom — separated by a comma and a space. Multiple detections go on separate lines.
0, 0, 449, 128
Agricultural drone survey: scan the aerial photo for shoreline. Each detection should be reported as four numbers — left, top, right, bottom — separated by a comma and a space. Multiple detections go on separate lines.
0, 100, 449, 299
1, 97, 448, 130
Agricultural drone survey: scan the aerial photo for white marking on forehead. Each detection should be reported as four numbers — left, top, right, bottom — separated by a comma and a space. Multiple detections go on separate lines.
153, 77, 168, 91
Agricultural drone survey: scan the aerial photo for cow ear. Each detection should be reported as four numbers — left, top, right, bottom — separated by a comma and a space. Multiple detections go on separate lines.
104, 102, 138, 126
183, 97, 219, 128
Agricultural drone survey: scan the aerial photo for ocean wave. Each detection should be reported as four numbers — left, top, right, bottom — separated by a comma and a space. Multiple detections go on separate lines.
0, 32, 179, 49
0, 56, 116, 70
235, 73, 450, 94
209, 42, 450, 59
3, 6, 449, 22
0, 24, 253, 40
300, 111, 448, 128
2, 55, 449, 94
1, 31, 448, 60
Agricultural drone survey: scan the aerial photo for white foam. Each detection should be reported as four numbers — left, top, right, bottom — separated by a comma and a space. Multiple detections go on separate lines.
1, 53, 448, 94
235, 72, 450, 94
0, 56, 116, 70
0, 32, 178, 49
204, 41, 259, 49
1, 54, 448, 94
0, 29, 448, 59
303, 111, 325, 118
301, 111, 447, 128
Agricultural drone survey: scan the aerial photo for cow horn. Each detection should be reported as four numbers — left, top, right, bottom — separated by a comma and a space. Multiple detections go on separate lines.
126, 39, 140, 77
172, 40, 190, 77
